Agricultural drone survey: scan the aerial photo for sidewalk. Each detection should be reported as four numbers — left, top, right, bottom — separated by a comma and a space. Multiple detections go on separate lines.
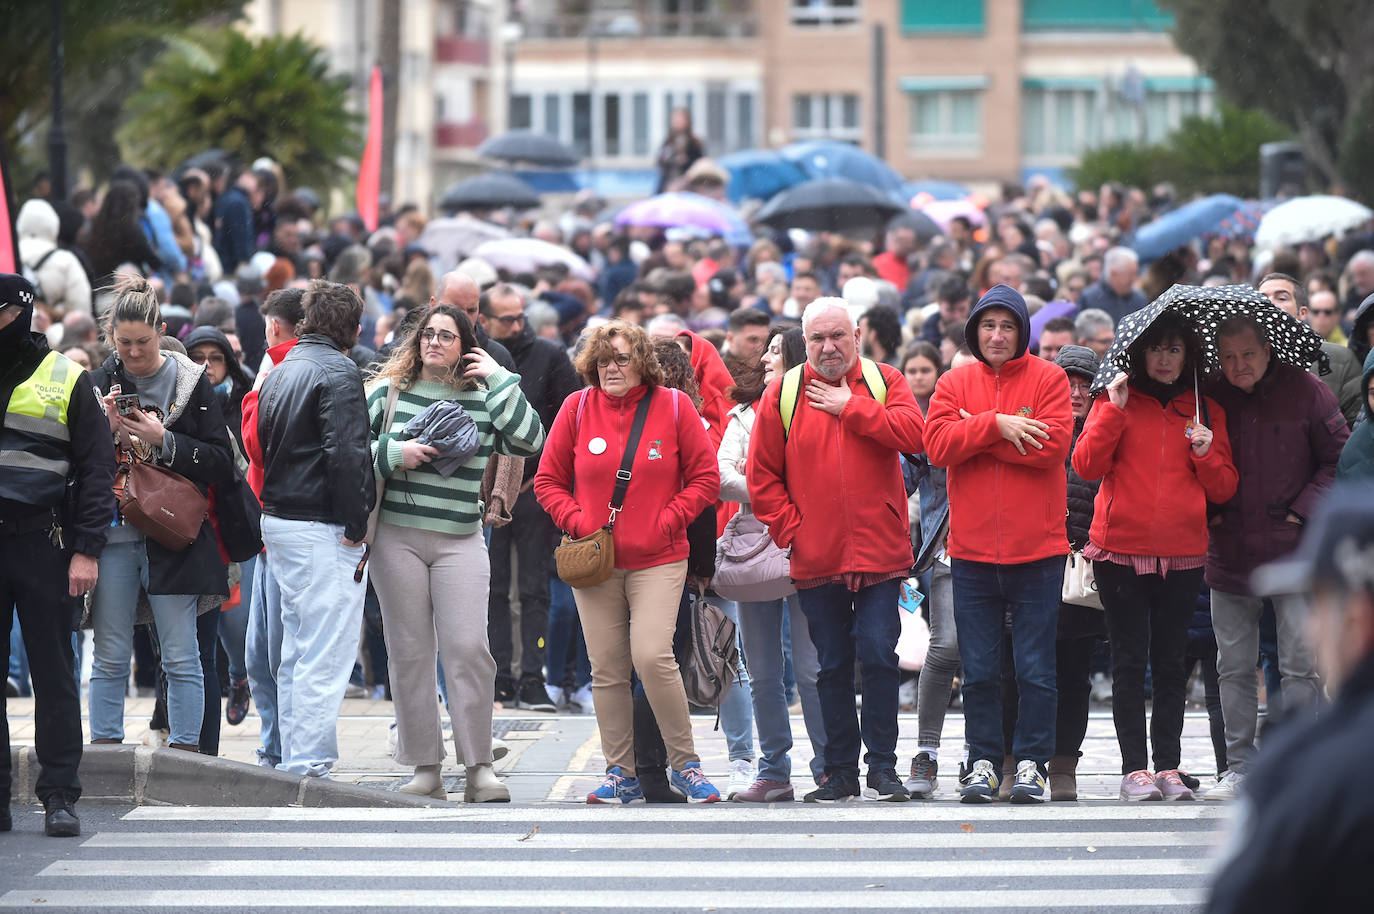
5, 696, 1225, 803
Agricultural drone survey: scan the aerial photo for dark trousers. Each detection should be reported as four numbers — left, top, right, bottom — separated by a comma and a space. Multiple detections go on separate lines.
952, 557, 1060, 768
795, 578, 901, 778
1095, 561, 1203, 774
1002, 633, 1099, 761
196, 608, 221, 755
0, 528, 82, 805
1186, 636, 1227, 775
487, 489, 557, 680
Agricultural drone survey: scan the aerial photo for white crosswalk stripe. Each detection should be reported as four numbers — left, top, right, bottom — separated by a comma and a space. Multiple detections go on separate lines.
0, 804, 1225, 911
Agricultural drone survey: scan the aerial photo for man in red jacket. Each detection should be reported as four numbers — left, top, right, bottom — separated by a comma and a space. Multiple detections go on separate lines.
925, 284, 1073, 804
749, 298, 925, 804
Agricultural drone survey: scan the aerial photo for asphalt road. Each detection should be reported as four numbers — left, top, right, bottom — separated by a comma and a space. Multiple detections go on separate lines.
1, 801, 1226, 912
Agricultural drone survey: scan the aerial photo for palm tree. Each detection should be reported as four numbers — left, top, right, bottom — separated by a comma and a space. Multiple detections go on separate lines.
119, 30, 361, 193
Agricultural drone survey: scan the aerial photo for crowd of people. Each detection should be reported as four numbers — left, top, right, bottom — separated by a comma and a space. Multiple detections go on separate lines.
4, 151, 1374, 836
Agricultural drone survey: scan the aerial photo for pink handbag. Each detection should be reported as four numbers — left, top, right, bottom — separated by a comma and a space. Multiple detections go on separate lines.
712, 510, 795, 602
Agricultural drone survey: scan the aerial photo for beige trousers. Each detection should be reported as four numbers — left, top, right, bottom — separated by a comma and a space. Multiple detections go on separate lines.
370, 522, 496, 768
573, 559, 698, 775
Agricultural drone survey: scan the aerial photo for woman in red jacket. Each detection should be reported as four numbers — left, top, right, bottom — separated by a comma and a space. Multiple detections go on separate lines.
1072, 312, 1238, 801
535, 321, 722, 804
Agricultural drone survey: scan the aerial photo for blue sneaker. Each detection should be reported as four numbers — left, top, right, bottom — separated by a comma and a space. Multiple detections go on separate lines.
587, 766, 645, 805
668, 761, 721, 804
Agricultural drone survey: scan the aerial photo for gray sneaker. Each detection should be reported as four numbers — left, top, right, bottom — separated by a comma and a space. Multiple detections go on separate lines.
904, 752, 938, 799
1205, 770, 1245, 801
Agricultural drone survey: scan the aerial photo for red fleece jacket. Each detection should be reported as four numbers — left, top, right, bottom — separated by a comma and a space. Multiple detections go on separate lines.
747, 358, 925, 580
534, 383, 720, 571
240, 338, 299, 499
1073, 386, 1238, 558
924, 353, 1073, 565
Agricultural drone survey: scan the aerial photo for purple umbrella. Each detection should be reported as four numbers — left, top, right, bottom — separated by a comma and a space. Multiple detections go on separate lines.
615, 192, 751, 245
1029, 299, 1079, 350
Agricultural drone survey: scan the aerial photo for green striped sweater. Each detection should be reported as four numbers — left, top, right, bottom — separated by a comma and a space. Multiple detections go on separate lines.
366, 366, 544, 536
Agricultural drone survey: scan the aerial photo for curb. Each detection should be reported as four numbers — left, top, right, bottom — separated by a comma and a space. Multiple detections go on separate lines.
9, 745, 450, 809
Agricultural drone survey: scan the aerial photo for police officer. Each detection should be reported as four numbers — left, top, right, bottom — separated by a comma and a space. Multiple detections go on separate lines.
1, 274, 114, 837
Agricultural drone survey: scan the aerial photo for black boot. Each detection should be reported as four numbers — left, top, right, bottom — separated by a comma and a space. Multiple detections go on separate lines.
1, 806, 11, 832
638, 767, 686, 803
43, 798, 80, 838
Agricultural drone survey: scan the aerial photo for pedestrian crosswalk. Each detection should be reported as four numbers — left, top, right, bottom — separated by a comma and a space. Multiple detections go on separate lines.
0, 804, 1228, 911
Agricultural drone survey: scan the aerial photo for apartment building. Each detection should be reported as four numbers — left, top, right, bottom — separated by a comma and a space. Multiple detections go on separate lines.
510, 0, 1213, 193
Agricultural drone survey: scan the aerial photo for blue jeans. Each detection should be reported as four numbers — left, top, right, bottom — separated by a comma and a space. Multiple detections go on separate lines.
89, 539, 204, 746
737, 595, 826, 782
261, 517, 367, 777
544, 575, 590, 689
245, 552, 283, 765
951, 556, 1061, 767
8, 609, 31, 696
795, 579, 901, 778
716, 601, 755, 762
217, 554, 254, 683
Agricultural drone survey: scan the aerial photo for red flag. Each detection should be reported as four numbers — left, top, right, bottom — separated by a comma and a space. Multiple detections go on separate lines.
0, 135, 17, 274
356, 65, 383, 233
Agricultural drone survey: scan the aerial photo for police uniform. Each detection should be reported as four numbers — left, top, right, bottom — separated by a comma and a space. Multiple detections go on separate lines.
0, 274, 115, 837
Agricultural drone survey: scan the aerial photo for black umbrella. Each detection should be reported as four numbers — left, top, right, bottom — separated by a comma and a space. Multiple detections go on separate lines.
477, 130, 580, 168
438, 173, 540, 214
754, 177, 906, 233
1089, 283, 1329, 394
888, 209, 943, 240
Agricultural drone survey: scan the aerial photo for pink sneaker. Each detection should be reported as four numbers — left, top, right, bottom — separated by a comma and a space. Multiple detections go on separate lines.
731, 778, 795, 803
1154, 769, 1196, 801
1119, 769, 1163, 801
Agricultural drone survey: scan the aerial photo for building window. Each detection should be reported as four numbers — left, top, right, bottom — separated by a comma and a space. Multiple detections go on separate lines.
632, 93, 651, 156
736, 92, 755, 150
1022, 78, 1212, 162
900, 0, 983, 32
509, 93, 532, 130
572, 93, 592, 158
543, 94, 561, 139
907, 89, 983, 154
790, 0, 860, 27
604, 94, 622, 157
791, 92, 861, 142
706, 86, 728, 152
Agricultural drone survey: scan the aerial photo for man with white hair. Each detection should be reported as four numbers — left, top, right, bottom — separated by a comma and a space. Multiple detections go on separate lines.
1345, 250, 1374, 319
646, 313, 687, 339
749, 298, 925, 804
1074, 308, 1116, 359
1079, 247, 1146, 323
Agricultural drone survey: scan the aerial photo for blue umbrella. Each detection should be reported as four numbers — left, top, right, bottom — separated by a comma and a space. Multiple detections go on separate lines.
780, 141, 904, 195
717, 150, 808, 203
1130, 194, 1246, 262
903, 179, 970, 202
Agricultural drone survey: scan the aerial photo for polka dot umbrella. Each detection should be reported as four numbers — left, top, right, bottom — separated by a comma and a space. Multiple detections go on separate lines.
1089, 283, 1329, 395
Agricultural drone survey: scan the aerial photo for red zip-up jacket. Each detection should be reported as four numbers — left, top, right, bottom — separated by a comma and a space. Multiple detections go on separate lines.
239, 338, 298, 499
1072, 386, 1238, 558
747, 358, 925, 580
534, 383, 719, 571
925, 353, 1073, 565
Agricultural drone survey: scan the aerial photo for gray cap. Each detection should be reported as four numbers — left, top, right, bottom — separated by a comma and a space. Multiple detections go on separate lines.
1054, 344, 1100, 382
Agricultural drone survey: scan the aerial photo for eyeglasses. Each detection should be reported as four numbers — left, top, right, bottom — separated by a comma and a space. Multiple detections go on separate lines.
597, 354, 633, 368
421, 328, 459, 346
491, 313, 526, 326
1310, 308, 1336, 316
190, 351, 227, 365
1068, 380, 1092, 394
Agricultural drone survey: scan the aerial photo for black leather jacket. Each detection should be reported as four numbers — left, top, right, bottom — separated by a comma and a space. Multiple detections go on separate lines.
256, 334, 376, 541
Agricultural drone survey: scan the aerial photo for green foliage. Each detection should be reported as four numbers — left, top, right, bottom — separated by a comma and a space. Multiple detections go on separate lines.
1, 0, 244, 186
1158, 0, 1374, 202
1069, 104, 1290, 197
119, 30, 362, 192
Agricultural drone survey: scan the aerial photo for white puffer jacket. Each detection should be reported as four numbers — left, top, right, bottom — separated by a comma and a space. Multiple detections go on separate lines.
17, 198, 91, 316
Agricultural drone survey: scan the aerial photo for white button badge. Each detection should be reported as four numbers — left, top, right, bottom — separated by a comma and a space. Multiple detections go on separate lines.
588, 436, 608, 455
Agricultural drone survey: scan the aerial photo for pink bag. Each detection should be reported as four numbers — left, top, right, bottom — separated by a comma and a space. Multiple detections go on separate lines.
712, 511, 795, 603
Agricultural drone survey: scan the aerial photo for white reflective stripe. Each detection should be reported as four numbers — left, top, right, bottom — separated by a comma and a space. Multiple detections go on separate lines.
3, 410, 71, 441
0, 448, 70, 475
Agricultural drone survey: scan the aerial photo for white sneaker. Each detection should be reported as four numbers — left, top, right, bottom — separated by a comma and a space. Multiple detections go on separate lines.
898, 678, 917, 711
1205, 770, 1245, 801
546, 684, 565, 709
727, 759, 755, 800
569, 684, 594, 713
